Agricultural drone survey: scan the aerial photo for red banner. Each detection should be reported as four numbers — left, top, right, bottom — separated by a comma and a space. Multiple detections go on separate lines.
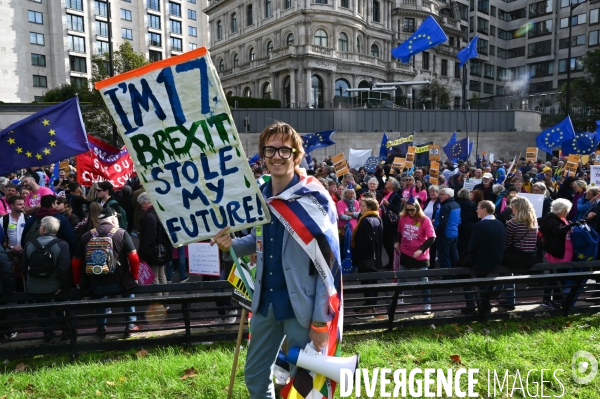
77, 136, 135, 189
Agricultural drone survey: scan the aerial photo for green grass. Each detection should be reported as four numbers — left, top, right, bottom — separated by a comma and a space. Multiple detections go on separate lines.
1, 314, 599, 398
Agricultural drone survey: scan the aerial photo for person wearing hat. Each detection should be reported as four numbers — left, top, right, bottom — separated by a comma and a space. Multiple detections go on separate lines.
491, 161, 506, 184
473, 173, 497, 203
71, 206, 141, 339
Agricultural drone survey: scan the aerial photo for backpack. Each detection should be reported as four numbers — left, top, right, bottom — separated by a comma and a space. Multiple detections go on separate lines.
146, 215, 173, 264
22, 218, 42, 249
105, 199, 128, 230
85, 227, 119, 275
27, 238, 61, 278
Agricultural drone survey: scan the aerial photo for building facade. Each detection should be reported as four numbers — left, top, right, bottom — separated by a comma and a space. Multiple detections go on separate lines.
0, 0, 208, 103
204, 0, 598, 112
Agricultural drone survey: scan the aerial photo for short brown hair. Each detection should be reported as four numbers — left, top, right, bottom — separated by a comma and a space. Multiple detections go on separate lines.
360, 197, 379, 211
258, 122, 304, 169
478, 200, 495, 214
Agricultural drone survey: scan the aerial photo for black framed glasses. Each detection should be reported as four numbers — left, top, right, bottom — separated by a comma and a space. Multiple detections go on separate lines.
263, 146, 296, 159
406, 208, 416, 212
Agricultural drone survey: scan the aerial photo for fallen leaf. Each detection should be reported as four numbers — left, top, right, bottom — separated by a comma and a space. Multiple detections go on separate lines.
25, 384, 34, 394
119, 376, 126, 382
96, 390, 102, 396
450, 355, 462, 365
136, 349, 148, 358
181, 367, 198, 380
14, 363, 26, 372
106, 381, 115, 386
566, 322, 572, 327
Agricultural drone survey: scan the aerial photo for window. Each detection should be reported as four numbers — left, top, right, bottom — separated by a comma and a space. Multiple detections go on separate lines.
455, 62, 461, 78
422, 51, 430, 69
470, 60, 481, 75
458, 3, 468, 21
371, 44, 379, 58
189, 42, 197, 50
490, 26, 495, 36
122, 28, 133, 40
170, 19, 182, 34
231, 13, 237, 32
34, 96, 44, 102
28, 11, 43, 24
470, 80, 480, 92
96, 21, 108, 36
338, 32, 348, 52
67, 35, 84, 52
267, 41, 273, 55
243, 87, 252, 97
188, 0, 196, 2
216, 20, 222, 39
148, 14, 161, 29
490, 45, 495, 56
591, 8, 599, 24
247, 4, 253, 25
286, 0, 292, 8
461, 25, 468, 42
262, 82, 271, 99
340, 0, 349, 7
483, 83, 494, 94
441, 59, 448, 76
559, 34, 585, 49
188, 10, 196, 20
591, 30, 600, 46
189, 26, 197, 36
527, 40, 551, 58
149, 50, 162, 62
373, 1, 380, 22
335, 79, 350, 97
219, 59, 224, 71
147, 0, 160, 11
529, 20, 552, 38
498, 8, 526, 21
529, 81, 553, 93
496, 86, 506, 96
315, 0, 328, 3
560, 13, 586, 28
248, 47, 255, 61
529, 0, 552, 18
561, 0, 585, 8
96, 40, 109, 54
121, 9, 132, 21
66, 0, 83, 11
558, 57, 584, 73
33, 75, 47, 87
169, 2, 181, 17
70, 56, 87, 72
149, 32, 161, 47
477, 38, 488, 55
233, 53, 239, 66
311, 75, 323, 108
529, 60, 553, 77
497, 46, 525, 59
404, 18, 415, 33
66, 14, 84, 31
491, 5, 496, 16
31, 53, 46, 66
356, 37, 361, 53
477, 17, 489, 34
94, 1, 107, 17
287, 33, 294, 45
170, 37, 182, 51
497, 66, 508, 81
498, 28, 515, 40
265, 0, 272, 17
484, 63, 494, 78
313, 29, 327, 46
477, 0, 489, 13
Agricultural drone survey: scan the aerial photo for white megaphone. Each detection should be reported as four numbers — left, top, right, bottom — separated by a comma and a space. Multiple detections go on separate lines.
285, 343, 359, 387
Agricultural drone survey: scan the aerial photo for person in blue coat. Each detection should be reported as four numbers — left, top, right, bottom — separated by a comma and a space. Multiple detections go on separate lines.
434, 187, 461, 275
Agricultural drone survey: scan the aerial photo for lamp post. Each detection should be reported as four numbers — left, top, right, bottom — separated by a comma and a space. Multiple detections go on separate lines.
106, 0, 119, 146
566, 0, 587, 118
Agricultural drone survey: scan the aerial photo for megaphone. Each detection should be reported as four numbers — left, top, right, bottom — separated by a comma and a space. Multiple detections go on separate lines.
286, 343, 359, 387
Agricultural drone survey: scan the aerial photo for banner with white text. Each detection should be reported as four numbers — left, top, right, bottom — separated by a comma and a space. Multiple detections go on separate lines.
77, 135, 135, 189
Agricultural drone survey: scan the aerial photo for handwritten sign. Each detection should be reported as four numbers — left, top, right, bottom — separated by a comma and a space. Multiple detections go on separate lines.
564, 155, 580, 177
188, 242, 220, 276
429, 161, 440, 185
406, 146, 416, 163
77, 135, 135, 189
429, 145, 441, 161
463, 179, 482, 192
590, 165, 600, 187
392, 157, 405, 171
332, 153, 349, 177
595, 151, 600, 165
95, 48, 270, 246
526, 147, 538, 163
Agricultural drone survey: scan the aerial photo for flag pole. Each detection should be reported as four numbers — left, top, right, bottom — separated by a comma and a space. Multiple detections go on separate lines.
227, 308, 248, 399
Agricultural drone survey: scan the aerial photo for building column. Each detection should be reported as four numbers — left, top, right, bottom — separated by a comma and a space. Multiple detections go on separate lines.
270, 72, 277, 100
330, 71, 336, 108
353, 0, 358, 17
290, 68, 296, 104
306, 68, 312, 105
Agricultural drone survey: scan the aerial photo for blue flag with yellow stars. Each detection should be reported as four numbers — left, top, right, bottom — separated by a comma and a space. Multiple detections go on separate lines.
363, 156, 380, 173
595, 120, 600, 151
457, 36, 479, 68
535, 115, 576, 155
0, 97, 88, 175
442, 131, 457, 161
451, 137, 471, 162
301, 130, 336, 153
562, 132, 597, 156
391, 16, 448, 63
379, 131, 389, 160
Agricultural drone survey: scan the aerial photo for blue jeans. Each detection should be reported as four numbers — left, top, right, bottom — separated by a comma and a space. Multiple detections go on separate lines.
166, 246, 188, 282
90, 283, 136, 330
398, 265, 431, 303
438, 235, 458, 279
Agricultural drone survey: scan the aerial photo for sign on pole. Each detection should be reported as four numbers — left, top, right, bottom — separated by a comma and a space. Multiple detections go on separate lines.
332, 153, 349, 177
95, 47, 270, 246
429, 160, 440, 185
526, 147, 538, 163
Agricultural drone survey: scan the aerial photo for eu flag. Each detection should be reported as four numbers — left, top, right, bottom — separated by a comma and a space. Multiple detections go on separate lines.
379, 131, 389, 159
0, 97, 88, 175
562, 132, 597, 156
595, 120, 600, 151
457, 36, 479, 68
442, 132, 457, 161
535, 116, 576, 155
248, 153, 260, 165
301, 130, 336, 153
391, 16, 448, 63
449, 137, 471, 161
414, 141, 433, 167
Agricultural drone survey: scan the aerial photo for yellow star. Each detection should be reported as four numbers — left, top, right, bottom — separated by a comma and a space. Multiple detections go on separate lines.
588, 257, 594, 260
551, 129, 555, 133
409, 40, 413, 44
43, 148, 50, 155
578, 253, 585, 259
427, 36, 431, 40
408, 46, 412, 49
429, 42, 432, 44
42, 119, 50, 126
7, 137, 15, 144
36, 153, 42, 160
26, 151, 32, 158
16, 147, 22, 153
49, 140, 56, 147
48, 129, 56, 136
413, 36, 416, 40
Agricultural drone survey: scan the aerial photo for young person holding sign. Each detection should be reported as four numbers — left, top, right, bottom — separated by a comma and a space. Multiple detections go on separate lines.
213, 123, 342, 399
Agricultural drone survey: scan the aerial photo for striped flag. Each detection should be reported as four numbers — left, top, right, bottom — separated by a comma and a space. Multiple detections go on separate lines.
268, 170, 342, 399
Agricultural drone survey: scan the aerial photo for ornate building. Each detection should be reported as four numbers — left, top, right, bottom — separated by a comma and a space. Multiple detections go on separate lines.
203, 0, 465, 108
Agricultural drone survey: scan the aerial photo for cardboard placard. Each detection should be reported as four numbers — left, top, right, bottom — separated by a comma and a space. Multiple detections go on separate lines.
567, 154, 581, 164
392, 157, 405, 171
590, 165, 600, 187
526, 147, 538, 163
406, 146, 416, 163
429, 161, 440, 185
59, 160, 70, 174
94, 47, 270, 246
188, 242, 220, 276
429, 145, 441, 161
332, 152, 349, 177
595, 151, 600, 165
404, 161, 414, 170
563, 161, 578, 177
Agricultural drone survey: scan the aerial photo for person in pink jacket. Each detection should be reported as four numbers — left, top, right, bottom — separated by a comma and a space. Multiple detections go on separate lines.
337, 187, 360, 232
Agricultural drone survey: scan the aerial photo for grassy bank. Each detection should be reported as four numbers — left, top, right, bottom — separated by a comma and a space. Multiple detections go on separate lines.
1, 314, 599, 398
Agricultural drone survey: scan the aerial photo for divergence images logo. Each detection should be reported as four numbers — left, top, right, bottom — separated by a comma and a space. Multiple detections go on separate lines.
572, 351, 598, 385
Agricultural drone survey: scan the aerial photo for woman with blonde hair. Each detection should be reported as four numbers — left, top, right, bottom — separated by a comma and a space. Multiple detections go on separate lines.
571, 180, 587, 220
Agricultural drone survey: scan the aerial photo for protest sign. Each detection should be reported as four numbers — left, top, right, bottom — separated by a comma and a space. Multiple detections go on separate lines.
348, 148, 371, 169
526, 147, 538, 163
564, 155, 580, 177
332, 153, 349, 177
138, 261, 155, 285
188, 242, 220, 276
406, 146, 416, 163
60, 160, 70, 175
429, 145, 441, 161
95, 47, 270, 246
392, 157, 405, 171
227, 255, 256, 301
463, 178, 482, 192
590, 165, 600, 187
429, 161, 440, 185
77, 135, 135, 189
520, 193, 544, 218
595, 151, 600, 165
